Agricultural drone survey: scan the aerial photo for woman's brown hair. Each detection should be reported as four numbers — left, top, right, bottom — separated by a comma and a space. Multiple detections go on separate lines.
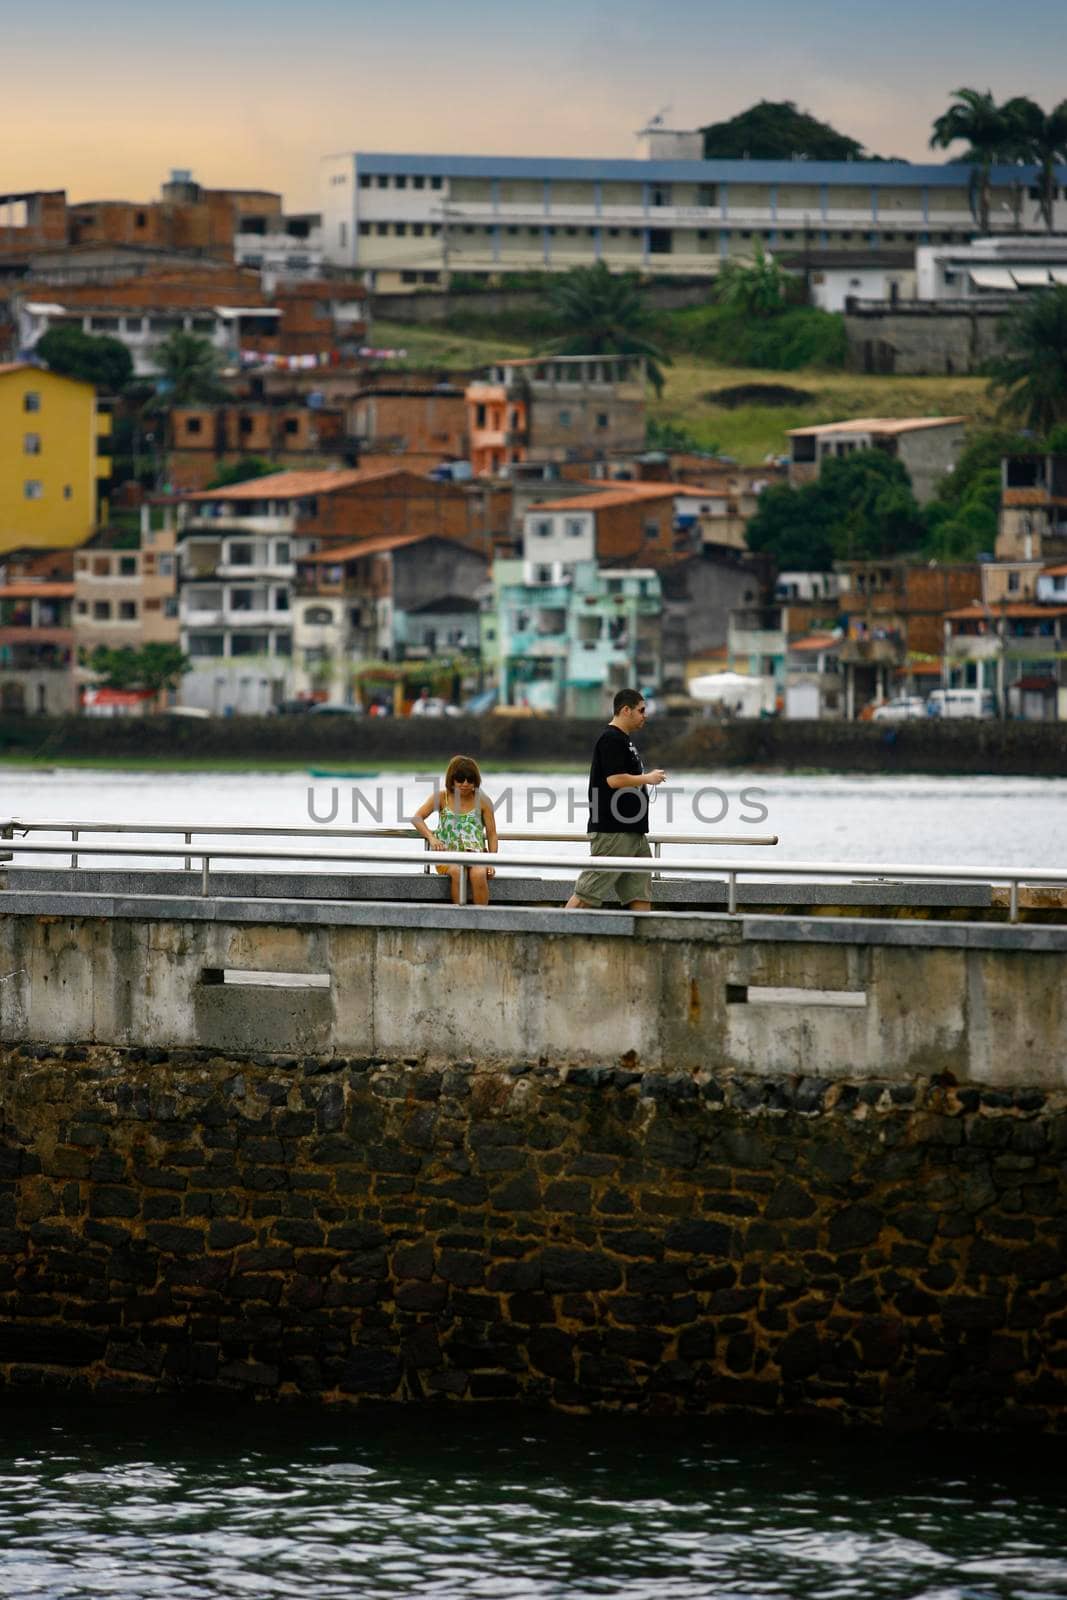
444, 754, 482, 790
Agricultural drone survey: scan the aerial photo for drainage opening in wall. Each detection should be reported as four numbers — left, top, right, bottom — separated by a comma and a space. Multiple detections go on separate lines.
200, 969, 331, 990
726, 984, 866, 1008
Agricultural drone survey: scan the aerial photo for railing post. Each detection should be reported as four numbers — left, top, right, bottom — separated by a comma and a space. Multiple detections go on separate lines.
71, 828, 79, 871
727, 871, 737, 915
458, 862, 468, 906
1009, 878, 1019, 923
652, 839, 661, 880
184, 832, 192, 872
201, 855, 210, 897
423, 834, 431, 875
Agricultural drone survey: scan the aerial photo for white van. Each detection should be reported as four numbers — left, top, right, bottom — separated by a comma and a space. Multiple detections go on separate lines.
927, 688, 996, 719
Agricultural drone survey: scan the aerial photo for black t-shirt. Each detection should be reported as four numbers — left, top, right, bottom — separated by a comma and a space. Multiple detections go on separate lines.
587, 724, 648, 834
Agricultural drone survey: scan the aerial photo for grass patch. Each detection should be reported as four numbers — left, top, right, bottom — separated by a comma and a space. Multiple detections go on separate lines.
651, 360, 994, 464
370, 320, 528, 371
368, 314, 997, 466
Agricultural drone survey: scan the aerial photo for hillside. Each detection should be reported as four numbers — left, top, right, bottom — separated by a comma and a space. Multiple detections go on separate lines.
371, 318, 994, 465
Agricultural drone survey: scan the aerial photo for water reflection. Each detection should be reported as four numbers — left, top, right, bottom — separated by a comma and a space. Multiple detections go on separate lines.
0, 1402, 1064, 1598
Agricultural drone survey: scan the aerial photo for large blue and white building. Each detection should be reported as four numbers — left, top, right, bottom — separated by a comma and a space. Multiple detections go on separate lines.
319, 137, 1067, 291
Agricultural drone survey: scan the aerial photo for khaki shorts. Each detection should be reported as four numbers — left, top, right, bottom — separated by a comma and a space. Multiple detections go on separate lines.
573, 832, 653, 908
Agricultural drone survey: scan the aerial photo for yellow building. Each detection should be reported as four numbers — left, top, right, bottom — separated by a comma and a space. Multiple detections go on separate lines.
0, 363, 110, 554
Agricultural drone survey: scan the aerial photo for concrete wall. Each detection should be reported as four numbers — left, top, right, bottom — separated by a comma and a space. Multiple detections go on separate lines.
844, 305, 1008, 376
370, 281, 714, 325
4, 713, 1067, 775
1, 895, 1066, 1429
2, 898, 1066, 1084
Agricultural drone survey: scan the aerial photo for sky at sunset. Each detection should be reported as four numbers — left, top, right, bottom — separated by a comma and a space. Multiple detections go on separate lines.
4, 0, 1066, 211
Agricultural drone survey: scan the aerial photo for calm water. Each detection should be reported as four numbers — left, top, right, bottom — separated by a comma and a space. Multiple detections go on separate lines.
1, 768, 1065, 872
0, 1402, 1064, 1599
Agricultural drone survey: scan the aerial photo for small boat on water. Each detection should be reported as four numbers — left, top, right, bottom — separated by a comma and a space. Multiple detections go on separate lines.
308, 769, 380, 780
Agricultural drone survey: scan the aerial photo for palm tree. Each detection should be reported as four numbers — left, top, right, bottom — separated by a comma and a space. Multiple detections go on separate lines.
987, 287, 1067, 433
154, 331, 228, 406
540, 263, 671, 395
1000, 95, 1067, 232
714, 242, 786, 318
930, 88, 1016, 234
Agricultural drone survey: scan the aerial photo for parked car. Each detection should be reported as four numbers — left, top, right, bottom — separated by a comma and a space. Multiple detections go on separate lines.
926, 689, 996, 719
410, 696, 459, 717
307, 702, 364, 716
872, 697, 928, 721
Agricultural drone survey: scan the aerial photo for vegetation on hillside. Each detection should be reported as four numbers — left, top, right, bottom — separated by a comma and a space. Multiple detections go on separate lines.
987, 286, 1067, 433
206, 457, 285, 489
85, 643, 191, 694
699, 100, 893, 162
537, 262, 671, 394
931, 88, 1067, 232
38, 326, 133, 393
746, 451, 925, 570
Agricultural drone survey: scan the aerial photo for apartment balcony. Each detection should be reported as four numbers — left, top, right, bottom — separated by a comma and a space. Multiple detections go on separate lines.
182, 609, 225, 627
1003, 634, 1064, 659
224, 610, 291, 629
837, 637, 903, 665
944, 634, 1001, 661
0, 626, 74, 649
216, 563, 294, 581
182, 515, 296, 535
729, 628, 785, 656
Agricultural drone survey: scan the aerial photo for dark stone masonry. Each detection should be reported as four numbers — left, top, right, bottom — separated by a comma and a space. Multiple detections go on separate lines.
1, 1047, 1065, 1432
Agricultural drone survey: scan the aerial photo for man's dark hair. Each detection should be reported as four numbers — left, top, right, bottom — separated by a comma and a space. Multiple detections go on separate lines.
613, 688, 644, 714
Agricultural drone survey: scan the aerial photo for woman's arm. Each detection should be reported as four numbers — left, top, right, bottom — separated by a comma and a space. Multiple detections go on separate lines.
412, 791, 447, 850
482, 794, 498, 876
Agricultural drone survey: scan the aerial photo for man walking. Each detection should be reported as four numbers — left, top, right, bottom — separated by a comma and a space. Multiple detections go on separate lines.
565, 688, 667, 912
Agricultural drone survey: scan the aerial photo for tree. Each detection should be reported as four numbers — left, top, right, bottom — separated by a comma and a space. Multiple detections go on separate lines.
207, 457, 284, 489
1000, 95, 1067, 232
700, 100, 885, 161
37, 325, 133, 393
987, 287, 1067, 434
745, 450, 924, 570
744, 481, 837, 570
713, 242, 787, 319
87, 643, 190, 695
539, 263, 671, 395
153, 331, 228, 406
930, 88, 1018, 234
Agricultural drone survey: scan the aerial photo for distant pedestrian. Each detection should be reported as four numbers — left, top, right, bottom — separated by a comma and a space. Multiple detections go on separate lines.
412, 754, 498, 906
565, 689, 666, 913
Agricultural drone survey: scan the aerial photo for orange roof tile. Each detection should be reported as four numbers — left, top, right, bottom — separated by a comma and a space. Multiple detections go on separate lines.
788, 416, 967, 437
183, 464, 434, 501
789, 632, 840, 652
1003, 488, 1052, 506
302, 530, 454, 563
0, 582, 74, 598
529, 485, 680, 513
945, 602, 1067, 620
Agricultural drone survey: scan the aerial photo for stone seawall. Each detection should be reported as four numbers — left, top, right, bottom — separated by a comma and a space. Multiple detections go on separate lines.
1, 1047, 1065, 1432
3, 713, 1067, 776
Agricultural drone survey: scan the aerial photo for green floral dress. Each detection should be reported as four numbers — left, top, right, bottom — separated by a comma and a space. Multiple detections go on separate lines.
435, 793, 487, 852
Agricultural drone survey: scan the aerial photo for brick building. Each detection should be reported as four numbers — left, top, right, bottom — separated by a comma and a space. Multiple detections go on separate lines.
169, 403, 348, 490
11, 269, 367, 374
521, 483, 680, 564
466, 356, 646, 477
347, 385, 468, 458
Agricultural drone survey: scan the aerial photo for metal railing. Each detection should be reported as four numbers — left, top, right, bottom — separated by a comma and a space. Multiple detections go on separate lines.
2, 818, 1066, 918
0, 817, 774, 870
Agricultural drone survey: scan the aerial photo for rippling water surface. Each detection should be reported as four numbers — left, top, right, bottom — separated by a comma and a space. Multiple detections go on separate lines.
3, 768, 1066, 871
1, 1403, 1065, 1599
